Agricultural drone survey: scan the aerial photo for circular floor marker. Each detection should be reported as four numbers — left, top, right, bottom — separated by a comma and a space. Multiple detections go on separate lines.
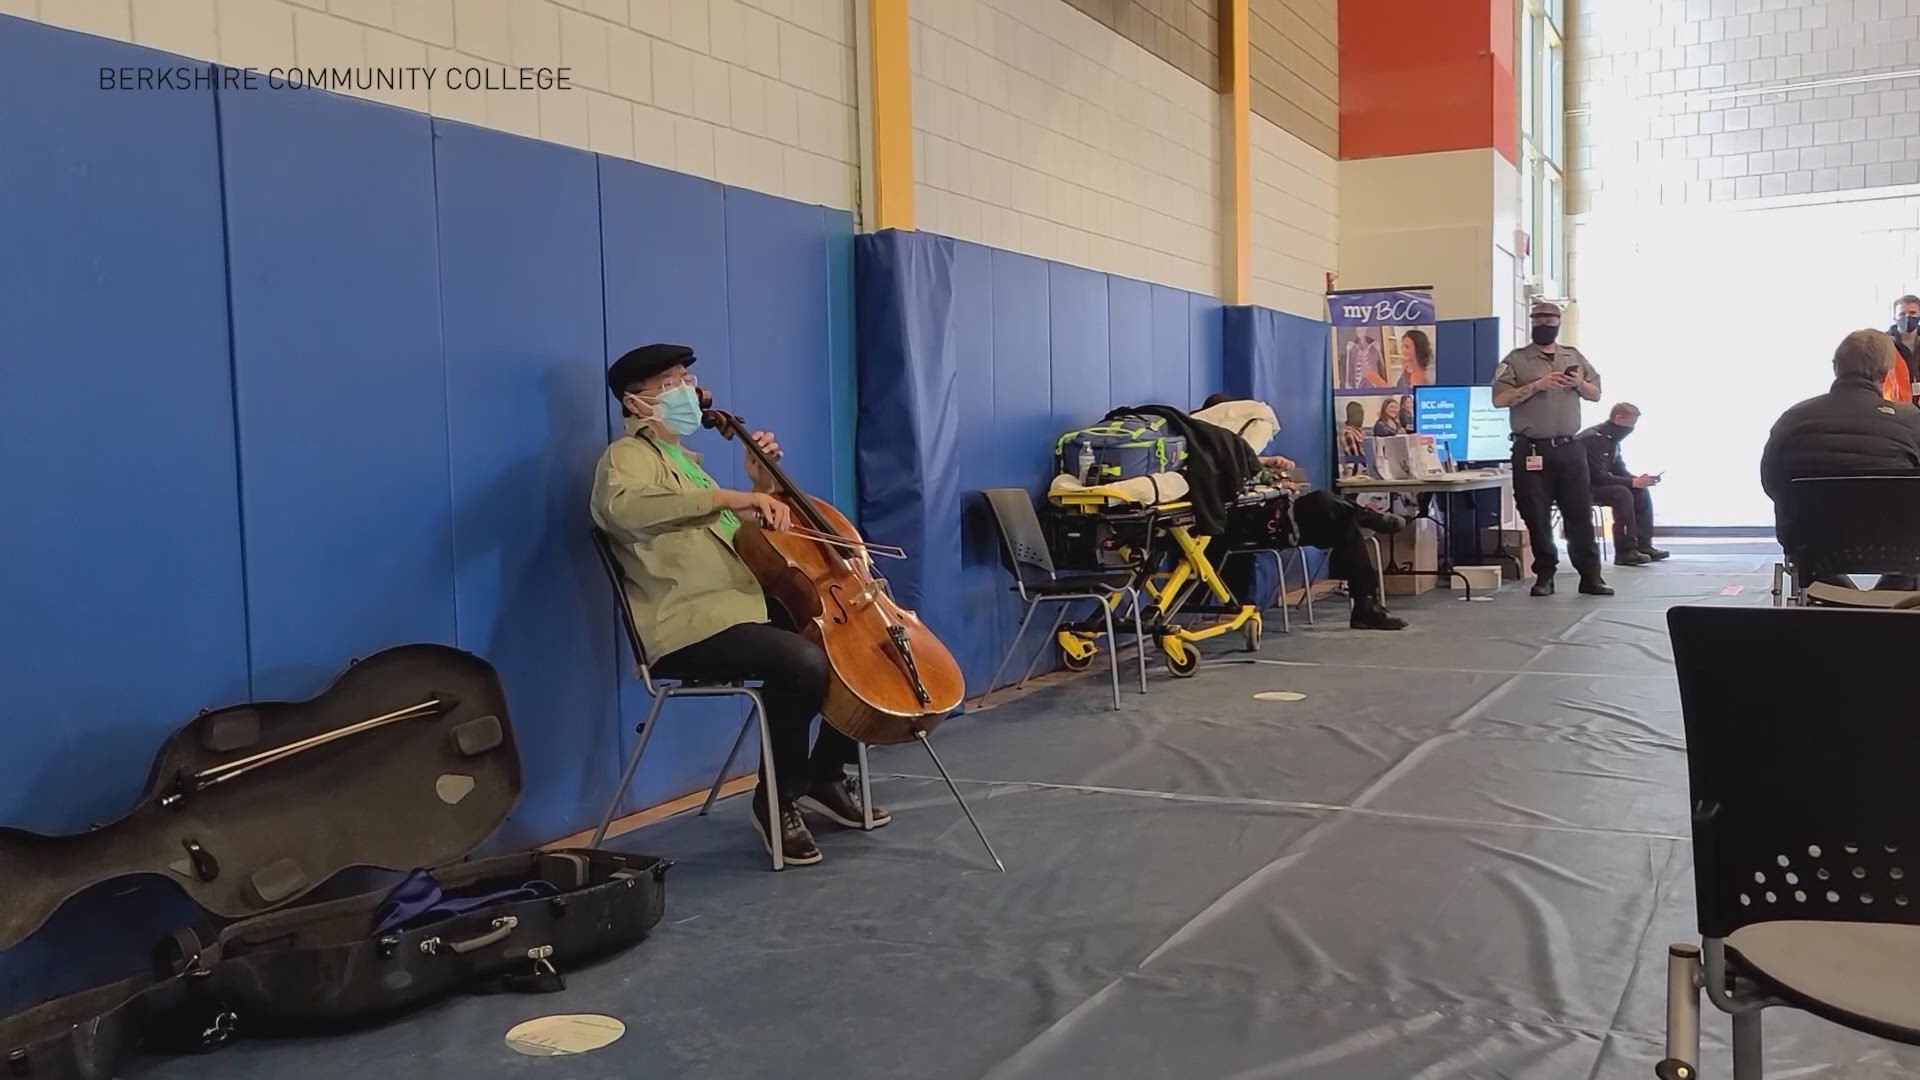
505, 1014, 627, 1057
1253, 691, 1306, 702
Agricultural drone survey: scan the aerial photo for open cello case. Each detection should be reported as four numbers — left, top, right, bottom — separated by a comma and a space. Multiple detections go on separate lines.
0, 644, 669, 1078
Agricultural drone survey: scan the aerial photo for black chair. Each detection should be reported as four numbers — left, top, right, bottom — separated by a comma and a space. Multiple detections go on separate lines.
590, 528, 869, 870
977, 488, 1146, 710
1775, 475, 1920, 607
1660, 606, 1920, 1079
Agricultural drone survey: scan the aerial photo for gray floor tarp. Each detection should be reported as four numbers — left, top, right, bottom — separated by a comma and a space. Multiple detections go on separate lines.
142, 543, 1920, 1078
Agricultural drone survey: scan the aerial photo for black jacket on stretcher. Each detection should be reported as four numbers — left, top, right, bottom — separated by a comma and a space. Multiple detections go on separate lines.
1107, 405, 1262, 536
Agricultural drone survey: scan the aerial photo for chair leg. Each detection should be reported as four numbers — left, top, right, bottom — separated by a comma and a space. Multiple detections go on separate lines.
1731, 1009, 1762, 1080
1015, 603, 1070, 689
1301, 551, 1315, 624
1660, 944, 1702, 1078
913, 728, 1004, 872
701, 707, 757, 817
1276, 550, 1292, 633
1128, 587, 1148, 694
1100, 598, 1121, 710
746, 690, 782, 871
856, 741, 874, 831
591, 692, 668, 848
978, 598, 1040, 707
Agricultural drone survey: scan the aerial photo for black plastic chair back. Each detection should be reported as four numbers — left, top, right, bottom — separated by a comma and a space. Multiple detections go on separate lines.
1787, 475, 1920, 579
981, 488, 1057, 585
1668, 605, 1920, 940
590, 527, 653, 673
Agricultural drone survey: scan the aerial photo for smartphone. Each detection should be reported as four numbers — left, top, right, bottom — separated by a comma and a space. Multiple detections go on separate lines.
1562, 364, 1580, 375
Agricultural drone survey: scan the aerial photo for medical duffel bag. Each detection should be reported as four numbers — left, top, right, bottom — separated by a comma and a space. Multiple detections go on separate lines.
0, 644, 668, 1078
1054, 414, 1188, 484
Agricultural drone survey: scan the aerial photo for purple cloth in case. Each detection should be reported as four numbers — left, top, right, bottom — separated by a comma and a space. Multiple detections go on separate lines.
373, 868, 560, 935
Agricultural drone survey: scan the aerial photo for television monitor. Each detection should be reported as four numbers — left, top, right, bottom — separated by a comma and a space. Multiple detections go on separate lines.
1413, 384, 1508, 464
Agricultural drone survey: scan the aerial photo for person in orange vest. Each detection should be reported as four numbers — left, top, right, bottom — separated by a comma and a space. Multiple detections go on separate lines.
1887, 294, 1920, 403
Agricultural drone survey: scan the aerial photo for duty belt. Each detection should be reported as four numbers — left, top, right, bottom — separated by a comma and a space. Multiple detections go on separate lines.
1512, 434, 1575, 450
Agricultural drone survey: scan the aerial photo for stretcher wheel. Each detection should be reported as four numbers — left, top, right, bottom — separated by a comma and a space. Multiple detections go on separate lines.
1059, 645, 1095, 672
1057, 633, 1097, 672
1163, 641, 1200, 678
1243, 619, 1261, 653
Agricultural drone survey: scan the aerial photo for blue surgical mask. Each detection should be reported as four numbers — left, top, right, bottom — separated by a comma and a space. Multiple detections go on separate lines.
648, 385, 703, 435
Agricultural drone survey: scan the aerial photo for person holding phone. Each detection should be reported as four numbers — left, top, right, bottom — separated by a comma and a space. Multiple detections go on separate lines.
1578, 403, 1669, 566
1491, 299, 1611, 597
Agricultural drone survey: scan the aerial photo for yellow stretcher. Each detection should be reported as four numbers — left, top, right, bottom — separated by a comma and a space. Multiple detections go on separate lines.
1047, 486, 1263, 678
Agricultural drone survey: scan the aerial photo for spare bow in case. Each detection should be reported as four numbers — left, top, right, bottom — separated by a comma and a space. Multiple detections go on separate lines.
1, 644, 668, 1077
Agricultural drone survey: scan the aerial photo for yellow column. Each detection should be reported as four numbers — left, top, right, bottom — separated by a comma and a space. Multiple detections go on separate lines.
867, 0, 914, 231
1221, 0, 1252, 304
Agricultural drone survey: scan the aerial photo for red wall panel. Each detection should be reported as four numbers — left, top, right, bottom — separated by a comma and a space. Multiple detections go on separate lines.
1339, 0, 1500, 161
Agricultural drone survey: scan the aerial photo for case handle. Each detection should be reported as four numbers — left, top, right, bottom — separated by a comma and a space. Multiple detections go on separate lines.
419, 915, 518, 956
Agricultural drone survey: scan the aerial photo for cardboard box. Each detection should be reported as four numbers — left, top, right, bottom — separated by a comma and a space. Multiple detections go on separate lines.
1372, 517, 1440, 596
1483, 525, 1534, 581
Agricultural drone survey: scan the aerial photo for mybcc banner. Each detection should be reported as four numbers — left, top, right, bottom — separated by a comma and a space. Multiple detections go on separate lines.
1328, 287, 1437, 464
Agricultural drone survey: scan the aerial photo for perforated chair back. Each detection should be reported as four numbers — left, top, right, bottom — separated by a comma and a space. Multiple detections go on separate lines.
981, 488, 1058, 584
1786, 475, 1920, 580
590, 527, 653, 676
1668, 605, 1920, 940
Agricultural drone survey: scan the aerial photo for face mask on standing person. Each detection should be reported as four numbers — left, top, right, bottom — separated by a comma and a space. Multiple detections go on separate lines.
1532, 323, 1560, 347
1898, 313, 1920, 335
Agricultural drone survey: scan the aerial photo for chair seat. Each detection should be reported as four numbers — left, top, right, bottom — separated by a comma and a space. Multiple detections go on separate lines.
1728, 920, 1920, 1044
1803, 582, 1920, 609
1017, 571, 1135, 595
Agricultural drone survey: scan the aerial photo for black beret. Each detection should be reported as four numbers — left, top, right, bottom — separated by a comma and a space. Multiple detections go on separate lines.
607, 343, 695, 396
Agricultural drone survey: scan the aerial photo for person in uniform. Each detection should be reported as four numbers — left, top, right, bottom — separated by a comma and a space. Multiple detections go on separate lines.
590, 343, 888, 867
1577, 402, 1669, 567
1492, 300, 1613, 597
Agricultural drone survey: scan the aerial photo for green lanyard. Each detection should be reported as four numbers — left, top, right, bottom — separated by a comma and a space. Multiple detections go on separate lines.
658, 442, 740, 543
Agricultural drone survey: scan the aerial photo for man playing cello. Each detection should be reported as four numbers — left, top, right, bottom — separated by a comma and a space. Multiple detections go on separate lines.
591, 343, 888, 866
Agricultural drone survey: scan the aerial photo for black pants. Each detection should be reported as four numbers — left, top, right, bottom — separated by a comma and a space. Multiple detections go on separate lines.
1512, 439, 1601, 581
1293, 491, 1383, 604
1590, 482, 1654, 553
654, 611, 857, 804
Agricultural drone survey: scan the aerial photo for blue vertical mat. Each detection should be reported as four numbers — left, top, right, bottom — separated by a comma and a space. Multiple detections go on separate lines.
0, 22, 247, 1012
1435, 319, 1480, 387
951, 240, 1004, 692
219, 84, 455, 701
597, 155, 747, 811
723, 187, 833, 498
431, 120, 618, 848
1150, 285, 1193, 405
1047, 263, 1110, 429
1106, 276, 1154, 408
824, 209, 858, 515
990, 251, 1054, 489
1188, 292, 1225, 408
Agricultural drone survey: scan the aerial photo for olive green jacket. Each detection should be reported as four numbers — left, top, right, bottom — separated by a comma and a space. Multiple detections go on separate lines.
589, 421, 765, 662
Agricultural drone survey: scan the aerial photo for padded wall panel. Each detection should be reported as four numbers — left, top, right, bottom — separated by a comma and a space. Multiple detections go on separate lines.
724, 188, 834, 498
221, 85, 455, 701
990, 251, 1054, 489
1048, 263, 1111, 432
825, 209, 858, 515
598, 156, 746, 811
951, 241, 1007, 691
1435, 319, 1479, 387
0, 21, 247, 1012
1150, 285, 1194, 405
1107, 277, 1155, 408
432, 121, 618, 848
0, 21, 250, 834
1188, 293, 1225, 409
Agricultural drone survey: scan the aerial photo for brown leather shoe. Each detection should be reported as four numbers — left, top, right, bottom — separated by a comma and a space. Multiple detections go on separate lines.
751, 791, 823, 866
799, 774, 892, 829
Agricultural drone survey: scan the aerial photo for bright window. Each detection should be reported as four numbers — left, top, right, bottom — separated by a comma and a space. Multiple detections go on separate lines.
1521, 0, 1565, 299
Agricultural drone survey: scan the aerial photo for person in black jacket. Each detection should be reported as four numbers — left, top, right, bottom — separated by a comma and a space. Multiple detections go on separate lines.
1194, 395, 1408, 630
1760, 329, 1920, 566
1577, 403, 1668, 567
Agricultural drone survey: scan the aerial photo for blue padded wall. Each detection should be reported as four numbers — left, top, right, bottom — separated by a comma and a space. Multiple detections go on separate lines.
431, 120, 618, 850
1, 17, 861, 1008
0, 20, 246, 1012
220, 85, 457, 700
855, 231, 1226, 696
0, 20, 249, 834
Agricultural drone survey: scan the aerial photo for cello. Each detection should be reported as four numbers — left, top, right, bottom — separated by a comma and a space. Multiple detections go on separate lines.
697, 392, 966, 747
